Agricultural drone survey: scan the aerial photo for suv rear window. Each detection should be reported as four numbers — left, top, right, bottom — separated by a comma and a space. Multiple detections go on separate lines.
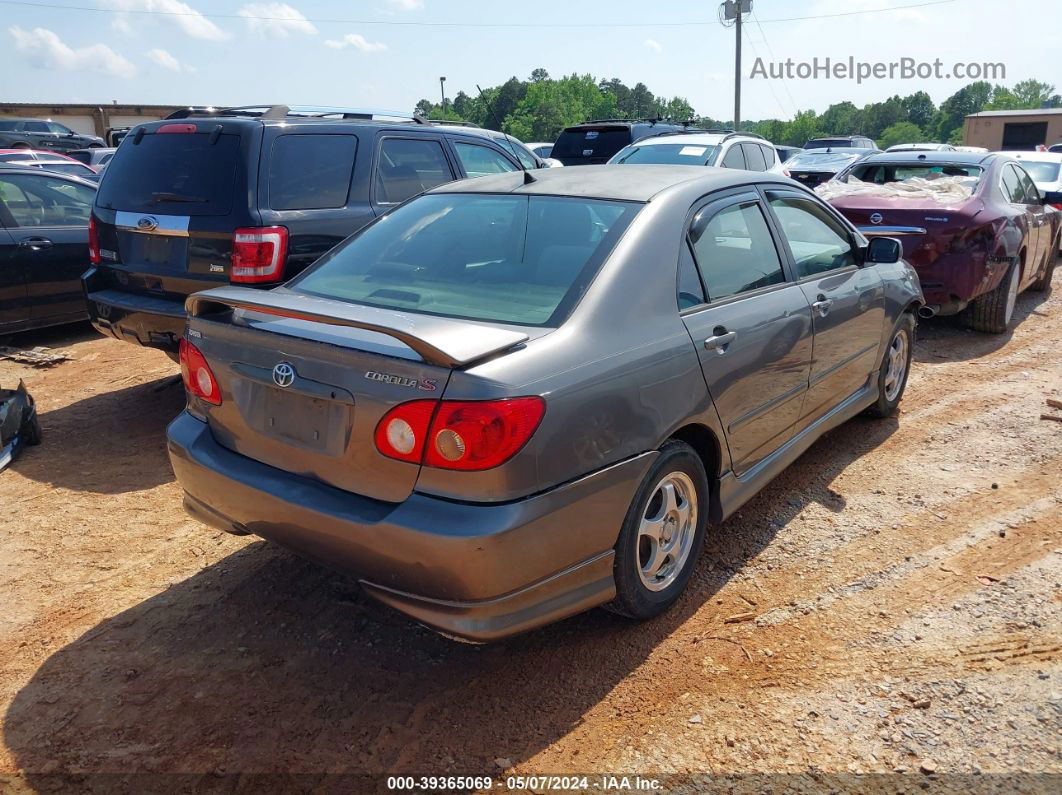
806, 138, 858, 149
291, 193, 641, 326
268, 134, 357, 210
551, 127, 632, 162
95, 131, 240, 217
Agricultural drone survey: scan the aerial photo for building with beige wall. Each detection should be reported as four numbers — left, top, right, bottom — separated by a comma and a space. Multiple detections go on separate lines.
963, 108, 1062, 151
0, 102, 186, 140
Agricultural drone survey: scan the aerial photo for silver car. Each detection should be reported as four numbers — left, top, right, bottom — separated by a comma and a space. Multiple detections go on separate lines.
168, 165, 923, 641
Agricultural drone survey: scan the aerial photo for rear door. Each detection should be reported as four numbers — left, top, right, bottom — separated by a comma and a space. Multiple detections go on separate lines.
371, 134, 457, 211
679, 190, 814, 475
450, 139, 520, 178
764, 188, 885, 422
1013, 164, 1048, 281
0, 171, 94, 324
0, 222, 28, 330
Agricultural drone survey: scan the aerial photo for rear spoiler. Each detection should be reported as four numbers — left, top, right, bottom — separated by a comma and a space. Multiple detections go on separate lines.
857, 225, 926, 237
185, 287, 529, 369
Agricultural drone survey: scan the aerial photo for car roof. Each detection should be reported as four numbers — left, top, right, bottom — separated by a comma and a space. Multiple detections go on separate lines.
856, 151, 996, 166
999, 151, 1062, 164
0, 163, 96, 182
427, 163, 783, 202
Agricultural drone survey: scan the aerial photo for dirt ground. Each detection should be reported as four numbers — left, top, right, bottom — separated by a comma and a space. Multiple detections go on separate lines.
0, 271, 1060, 792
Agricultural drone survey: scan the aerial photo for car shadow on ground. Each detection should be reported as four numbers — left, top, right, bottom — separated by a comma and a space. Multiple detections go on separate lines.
913, 287, 1052, 365
3, 411, 898, 784
11, 375, 185, 494
0, 320, 100, 351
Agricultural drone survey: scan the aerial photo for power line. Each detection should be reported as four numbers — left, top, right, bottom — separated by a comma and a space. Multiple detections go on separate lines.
750, 6, 799, 118
0, 0, 959, 29
740, 24, 790, 121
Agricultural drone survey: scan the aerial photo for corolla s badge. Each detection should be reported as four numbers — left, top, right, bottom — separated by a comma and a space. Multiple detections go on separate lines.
272, 362, 296, 388
137, 216, 159, 231
869, 213, 883, 225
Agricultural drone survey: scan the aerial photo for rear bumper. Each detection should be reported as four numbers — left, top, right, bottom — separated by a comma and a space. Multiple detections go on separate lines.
83, 269, 186, 352
903, 250, 1009, 312
167, 411, 655, 641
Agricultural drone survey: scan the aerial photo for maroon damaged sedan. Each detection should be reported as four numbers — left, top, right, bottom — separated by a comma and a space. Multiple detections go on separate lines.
826, 152, 1060, 333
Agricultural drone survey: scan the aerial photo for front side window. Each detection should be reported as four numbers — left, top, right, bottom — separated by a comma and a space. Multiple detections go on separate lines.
291, 194, 640, 326
768, 195, 857, 278
453, 142, 518, 178
689, 201, 785, 300
268, 134, 357, 210
375, 138, 454, 205
0, 174, 94, 227
47, 122, 72, 135
502, 137, 538, 170
720, 145, 746, 169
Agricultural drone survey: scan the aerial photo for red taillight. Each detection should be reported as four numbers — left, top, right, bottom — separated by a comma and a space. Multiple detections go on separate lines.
1052, 203, 1062, 211
88, 215, 100, 264
782, 169, 791, 177
158, 123, 197, 134
375, 397, 545, 470
374, 400, 437, 463
178, 339, 221, 405
231, 226, 288, 283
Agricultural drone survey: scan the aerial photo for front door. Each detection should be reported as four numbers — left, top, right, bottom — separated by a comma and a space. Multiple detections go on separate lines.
764, 189, 885, 422
680, 191, 814, 476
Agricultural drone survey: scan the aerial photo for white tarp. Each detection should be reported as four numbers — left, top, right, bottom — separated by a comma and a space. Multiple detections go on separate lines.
815, 175, 975, 204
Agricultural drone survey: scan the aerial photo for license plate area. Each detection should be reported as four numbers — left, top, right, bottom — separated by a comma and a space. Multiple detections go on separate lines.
255, 386, 348, 454
121, 233, 188, 269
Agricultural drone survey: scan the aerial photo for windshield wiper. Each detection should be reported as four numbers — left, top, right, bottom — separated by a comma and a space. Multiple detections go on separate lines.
150, 191, 206, 203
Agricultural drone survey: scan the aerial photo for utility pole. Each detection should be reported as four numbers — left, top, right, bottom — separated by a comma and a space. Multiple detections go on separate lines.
719, 0, 752, 130
439, 76, 447, 112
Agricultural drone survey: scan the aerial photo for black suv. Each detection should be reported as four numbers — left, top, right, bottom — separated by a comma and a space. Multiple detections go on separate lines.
550, 119, 694, 166
83, 105, 529, 356
0, 118, 106, 152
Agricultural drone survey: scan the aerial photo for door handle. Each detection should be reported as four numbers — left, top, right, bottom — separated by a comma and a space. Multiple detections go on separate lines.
18, 237, 53, 251
704, 330, 737, 353
812, 294, 833, 317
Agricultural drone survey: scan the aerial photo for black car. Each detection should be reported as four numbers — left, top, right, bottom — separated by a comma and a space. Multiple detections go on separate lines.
82, 105, 530, 356
781, 147, 879, 188
0, 165, 96, 334
0, 119, 106, 152
804, 135, 877, 150
550, 119, 695, 166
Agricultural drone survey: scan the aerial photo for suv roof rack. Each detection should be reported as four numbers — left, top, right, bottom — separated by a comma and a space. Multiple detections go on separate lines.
574, 117, 675, 126
185, 105, 430, 124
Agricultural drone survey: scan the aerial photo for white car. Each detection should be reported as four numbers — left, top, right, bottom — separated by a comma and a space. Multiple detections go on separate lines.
607, 131, 779, 172
525, 141, 554, 159
1002, 151, 1062, 250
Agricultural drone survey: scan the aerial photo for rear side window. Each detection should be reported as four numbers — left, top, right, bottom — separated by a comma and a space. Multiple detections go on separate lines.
24, 121, 49, 133
1013, 166, 1041, 203
291, 193, 641, 326
268, 134, 357, 210
759, 144, 776, 168
94, 131, 240, 217
1001, 166, 1025, 203
0, 121, 16, 131
375, 138, 455, 205
721, 146, 746, 169
453, 142, 518, 178
742, 143, 766, 171
690, 201, 785, 300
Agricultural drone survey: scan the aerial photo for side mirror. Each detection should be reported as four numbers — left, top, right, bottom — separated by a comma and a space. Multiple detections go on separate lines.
865, 236, 902, 264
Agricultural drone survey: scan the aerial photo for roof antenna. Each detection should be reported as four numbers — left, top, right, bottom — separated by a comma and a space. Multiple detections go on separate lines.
523, 169, 537, 184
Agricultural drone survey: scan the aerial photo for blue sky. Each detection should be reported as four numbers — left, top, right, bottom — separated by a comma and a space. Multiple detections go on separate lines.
3, 0, 1060, 123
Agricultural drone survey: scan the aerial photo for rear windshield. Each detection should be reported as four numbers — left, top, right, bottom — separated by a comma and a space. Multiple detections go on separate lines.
1017, 161, 1061, 183
290, 193, 641, 326
551, 127, 632, 161
849, 163, 983, 189
34, 162, 93, 177
94, 131, 240, 216
611, 143, 719, 166
786, 151, 864, 169
805, 138, 858, 149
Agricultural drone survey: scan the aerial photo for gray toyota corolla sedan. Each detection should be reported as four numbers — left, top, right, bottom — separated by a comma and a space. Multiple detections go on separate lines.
167, 165, 923, 641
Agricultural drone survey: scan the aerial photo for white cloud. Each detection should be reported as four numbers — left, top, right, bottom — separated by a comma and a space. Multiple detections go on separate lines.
387, 0, 424, 10
644, 38, 662, 53
325, 33, 388, 53
9, 26, 137, 78
104, 1, 228, 41
146, 47, 195, 72
238, 3, 317, 38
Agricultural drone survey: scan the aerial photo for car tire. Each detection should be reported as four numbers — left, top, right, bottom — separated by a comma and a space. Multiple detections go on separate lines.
968, 257, 1021, 334
23, 414, 42, 446
1030, 241, 1058, 293
604, 440, 709, 621
866, 313, 915, 418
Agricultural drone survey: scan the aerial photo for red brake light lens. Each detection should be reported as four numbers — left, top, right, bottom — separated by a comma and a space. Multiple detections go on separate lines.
374, 397, 545, 470
424, 397, 545, 471
88, 214, 100, 264
374, 400, 437, 463
231, 226, 288, 283
178, 339, 221, 405
1051, 203, 1062, 211
157, 123, 197, 134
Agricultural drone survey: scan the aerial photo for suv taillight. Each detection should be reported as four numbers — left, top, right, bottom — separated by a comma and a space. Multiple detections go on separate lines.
375, 397, 545, 471
88, 215, 100, 264
179, 339, 221, 405
231, 226, 288, 283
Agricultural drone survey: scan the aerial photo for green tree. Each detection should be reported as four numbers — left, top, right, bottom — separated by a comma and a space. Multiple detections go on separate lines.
1013, 79, 1056, 108
931, 81, 992, 142
529, 68, 550, 83
877, 121, 924, 150
900, 91, 936, 129
818, 101, 861, 135
780, 110, 824, 147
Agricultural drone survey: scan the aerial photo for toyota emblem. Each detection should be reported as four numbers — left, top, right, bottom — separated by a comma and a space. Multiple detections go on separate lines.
869, 212, 883, 225
137, 216, 159, 231
272, 362, 296, 388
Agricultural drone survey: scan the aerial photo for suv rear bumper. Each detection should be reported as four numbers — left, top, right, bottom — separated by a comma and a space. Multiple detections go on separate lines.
167, 411, 655, 641
83, 269, 186, 352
